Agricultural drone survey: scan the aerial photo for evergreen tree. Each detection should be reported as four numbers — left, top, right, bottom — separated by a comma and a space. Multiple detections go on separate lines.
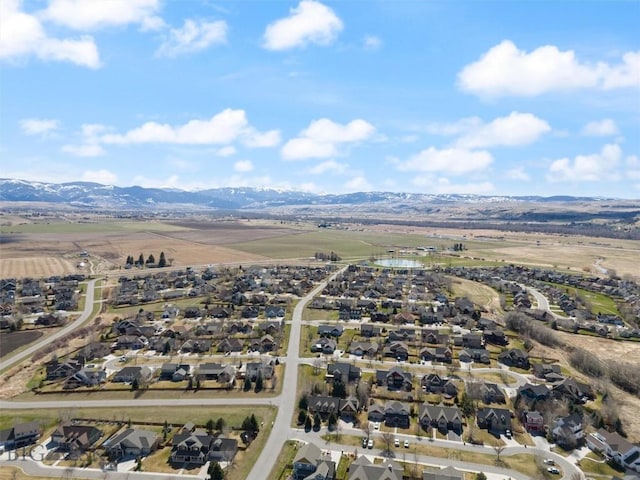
146, 254, 155, 265
206, 419, 215, 435
208, 461, 224, 480
304, 415, 312, 431
298, 394, 308, 411
243, 376, 252, 391
158, 251, 167, 267
331, 379, 347, 399
250, 414, 259, 432
137, 253, 144, 266
327, 412, 337, 430
475, 473, 487, 480
313, 413, 321, 430
215, 417, 226, 432
298, 409, 308, 425
131, 378, 139, 391
254, 372, 263, 392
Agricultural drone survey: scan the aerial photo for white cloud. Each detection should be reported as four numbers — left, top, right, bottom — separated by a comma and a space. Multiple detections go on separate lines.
81, 169, 117, 184
263, 0, 343, 51
458, 40, 640, 97
216, 146, 236, 157
363, 35, 381, 50
505, 167, 531, 181
41, 0, 161, 30
62, 144, 105, 157
399, 147, 493, 175
282, 118, 375, 160
156, 19, 228, 57
423, 117, 482, 136
243, 129, 281, 148
547, 144, 623, 182
100, 109, 276, 147
344, 176, 372, 191
455, 112, 550, 149
0, 0, 100, 68
581, 119, 619, 136
309, 160, 348, 175
20, 118, 59, 136
233, 160, 253, 173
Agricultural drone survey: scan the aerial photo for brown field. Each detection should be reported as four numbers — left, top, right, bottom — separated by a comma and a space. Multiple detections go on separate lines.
0, 256, 77, 278
0, 330, 44, 358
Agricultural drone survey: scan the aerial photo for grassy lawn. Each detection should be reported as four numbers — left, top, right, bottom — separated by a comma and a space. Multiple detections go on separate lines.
0, 466, 61, 480
303, 306, 340, 321
578, 452, 625, 477
268, 440, 298, 480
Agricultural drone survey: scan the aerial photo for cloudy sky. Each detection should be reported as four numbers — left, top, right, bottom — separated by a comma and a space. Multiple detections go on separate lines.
1, 0, 639, 197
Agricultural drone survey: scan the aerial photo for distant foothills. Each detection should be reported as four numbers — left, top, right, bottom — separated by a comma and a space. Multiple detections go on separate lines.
0, 178, 635, 210
2, 178, 639, 241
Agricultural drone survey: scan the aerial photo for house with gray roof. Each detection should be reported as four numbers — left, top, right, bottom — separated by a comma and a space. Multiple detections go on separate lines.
348, 456, 402, 480
293, 442, 335, 480
104, 428, 159, 460
422, 466, 464, 480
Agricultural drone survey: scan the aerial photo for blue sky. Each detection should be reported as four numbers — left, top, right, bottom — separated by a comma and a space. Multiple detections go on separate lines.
1, 0, 639, 198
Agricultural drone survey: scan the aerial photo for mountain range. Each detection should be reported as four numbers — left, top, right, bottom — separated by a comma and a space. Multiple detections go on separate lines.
0, 178, 618, 211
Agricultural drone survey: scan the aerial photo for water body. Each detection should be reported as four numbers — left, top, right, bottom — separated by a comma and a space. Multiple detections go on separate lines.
376, 259, 423, 268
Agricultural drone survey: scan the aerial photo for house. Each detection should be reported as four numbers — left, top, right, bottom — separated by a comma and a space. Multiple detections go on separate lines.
293, 442, 336, 480
422, 466, 464, 480
307, 395, 360, 421
51, 422, 102, 454
382, 401, 411, 428
360, 324, 381, 337
552, 377, 593, 404
419, 404, 463, 433
114, 335, 147, 350
553, 413, 585, 448
249, 334, 277, 353
422, 331, 449, 345
245, 361, 274, 381
112, 366, 152, 384
63, 366, 106, 389
159, 363, 191, 382
349, 341, 378, 357
517, 383, 550, 403
326, 362, 361, 383
587, 429, 640, 472
311, 338, 337, 354
264, 306, 286, 319
476, 408, 512, 435
383, 341, 409, 361
421, 374, 458, 397
170, 424, 237, 466
180, 339, 212, 354
104, 428, 159, 460
0, 422, 40, 451
348, 456, 403, 480
522, 410, 545, 434
217, 338, 243, 353
532, 363, 563, 382
419, 347, 452, 363
458, 348, 490, 364
375, 366, 413, 391
318, 324, 343, 337
470, 382, 506, 404
259, 319, 283, 334
46, 359, 83, 380
196, 363, 236, 383
483, 329, 508, 346
462, 333, 483, 349
388, 328, 416, 342
498, 349, 530, 369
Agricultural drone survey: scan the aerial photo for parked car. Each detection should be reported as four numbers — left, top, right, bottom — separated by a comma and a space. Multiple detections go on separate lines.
547, 467, 560, 474
394, 438, 399, 447
404, 440, 409, 448
367, 439, 374, 449
543, 459, 555, 465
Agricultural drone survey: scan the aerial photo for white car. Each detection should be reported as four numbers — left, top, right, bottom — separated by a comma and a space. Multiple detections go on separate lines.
404, 440, 409, 448
367, 439, 373, 449
547, 467, 560, 474
394, 438, 399, 447
373, 422, 380, 431
543, 459, 555, 465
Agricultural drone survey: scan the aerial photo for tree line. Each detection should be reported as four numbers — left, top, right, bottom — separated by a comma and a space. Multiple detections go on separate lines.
125, 251, 167, 268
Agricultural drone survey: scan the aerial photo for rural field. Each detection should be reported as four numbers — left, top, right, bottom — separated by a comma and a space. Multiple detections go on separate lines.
3, 217, 638, 279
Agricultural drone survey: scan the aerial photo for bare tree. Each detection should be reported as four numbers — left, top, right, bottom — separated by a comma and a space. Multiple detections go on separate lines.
361, 421, 372, 441
380, 431, 394, 457
493, 445, 505, 465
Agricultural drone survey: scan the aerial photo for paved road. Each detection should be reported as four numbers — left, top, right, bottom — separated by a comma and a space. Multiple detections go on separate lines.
0, 279, 99, 372
246, 266, 346, 480
523, 284, 569, 321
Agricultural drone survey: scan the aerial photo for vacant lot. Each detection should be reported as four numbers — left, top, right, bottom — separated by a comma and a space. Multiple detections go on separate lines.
0, 330, 43, 358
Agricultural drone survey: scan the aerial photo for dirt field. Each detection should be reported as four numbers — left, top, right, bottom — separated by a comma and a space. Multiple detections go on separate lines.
0, 330, 44, 358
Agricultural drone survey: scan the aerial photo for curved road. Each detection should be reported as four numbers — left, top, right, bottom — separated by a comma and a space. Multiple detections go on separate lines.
0, 279, 99, 372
